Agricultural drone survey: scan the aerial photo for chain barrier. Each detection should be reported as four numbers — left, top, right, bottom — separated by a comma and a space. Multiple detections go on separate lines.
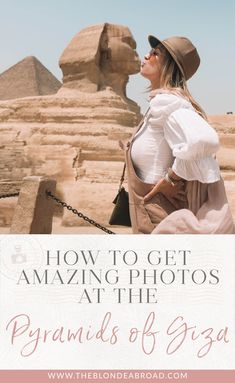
0, 192, 19, 199
46, 190, 116, 235
0, 190, 116, 234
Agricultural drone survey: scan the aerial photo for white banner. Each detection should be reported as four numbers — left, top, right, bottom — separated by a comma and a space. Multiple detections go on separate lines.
0, 235, 235, 370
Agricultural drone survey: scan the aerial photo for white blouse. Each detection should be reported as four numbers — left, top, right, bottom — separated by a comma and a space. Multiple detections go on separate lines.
131, 90, 220, 184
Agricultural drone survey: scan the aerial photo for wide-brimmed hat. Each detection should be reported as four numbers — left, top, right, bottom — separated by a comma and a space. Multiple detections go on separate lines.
148, 35, 200, 81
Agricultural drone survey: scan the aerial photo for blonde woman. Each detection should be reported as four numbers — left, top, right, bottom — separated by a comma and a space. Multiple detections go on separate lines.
124, 35, 234, 234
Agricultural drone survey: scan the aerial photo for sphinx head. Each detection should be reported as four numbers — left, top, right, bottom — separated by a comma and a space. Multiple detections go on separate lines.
59, 23, 141, 95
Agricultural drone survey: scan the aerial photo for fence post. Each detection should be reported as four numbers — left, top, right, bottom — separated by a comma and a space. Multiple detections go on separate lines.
10, 176, 56, 234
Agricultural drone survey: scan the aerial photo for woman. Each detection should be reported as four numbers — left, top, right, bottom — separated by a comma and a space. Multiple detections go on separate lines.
124, 35, 235, 234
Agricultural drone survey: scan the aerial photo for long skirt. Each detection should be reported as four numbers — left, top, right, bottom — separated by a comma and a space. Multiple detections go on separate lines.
125, 143, 235, 234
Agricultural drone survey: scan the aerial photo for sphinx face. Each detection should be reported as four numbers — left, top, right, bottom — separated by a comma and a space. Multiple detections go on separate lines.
59, 23, 141, 92
100, 25, 141, 75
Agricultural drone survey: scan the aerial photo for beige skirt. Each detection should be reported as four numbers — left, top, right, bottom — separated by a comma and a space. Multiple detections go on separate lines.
125, 142, 235, 234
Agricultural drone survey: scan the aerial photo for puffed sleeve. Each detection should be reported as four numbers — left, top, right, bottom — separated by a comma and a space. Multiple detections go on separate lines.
164, 108, 221, 183
149, 92, 186, 126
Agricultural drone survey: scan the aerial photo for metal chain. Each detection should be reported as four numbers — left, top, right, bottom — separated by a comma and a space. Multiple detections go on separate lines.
0, 192, 19, 199
46, 190, 116, 235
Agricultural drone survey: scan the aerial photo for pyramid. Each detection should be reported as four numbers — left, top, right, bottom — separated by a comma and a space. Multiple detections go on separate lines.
0, 56, 62, 100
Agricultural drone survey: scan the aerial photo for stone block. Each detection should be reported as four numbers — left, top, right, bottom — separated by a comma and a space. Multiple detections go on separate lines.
10, 176, 56, 234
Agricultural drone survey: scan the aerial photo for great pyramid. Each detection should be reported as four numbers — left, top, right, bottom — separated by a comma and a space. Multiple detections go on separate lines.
0, 56, 61, 100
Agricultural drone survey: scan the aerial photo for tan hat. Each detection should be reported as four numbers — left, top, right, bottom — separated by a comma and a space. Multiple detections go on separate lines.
148, 35, 200, 81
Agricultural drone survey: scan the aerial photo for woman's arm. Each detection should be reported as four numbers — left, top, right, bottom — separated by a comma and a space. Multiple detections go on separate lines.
164, 108, 220, 183
143, 168, 186, 202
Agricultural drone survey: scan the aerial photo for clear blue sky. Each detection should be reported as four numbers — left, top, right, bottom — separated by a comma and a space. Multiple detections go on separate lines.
0, 0, 234, 114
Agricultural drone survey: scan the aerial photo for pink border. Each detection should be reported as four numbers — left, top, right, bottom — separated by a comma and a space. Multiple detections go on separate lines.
0, 370, 235, 383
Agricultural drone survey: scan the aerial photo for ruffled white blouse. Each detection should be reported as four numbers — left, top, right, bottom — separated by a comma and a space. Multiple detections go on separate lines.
131, 90, 220, 184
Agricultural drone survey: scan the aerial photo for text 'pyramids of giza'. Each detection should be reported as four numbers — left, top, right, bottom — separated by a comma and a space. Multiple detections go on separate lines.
0, 56, 61, 100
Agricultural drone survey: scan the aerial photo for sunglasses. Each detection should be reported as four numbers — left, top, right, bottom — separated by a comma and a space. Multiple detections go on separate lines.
149, 47, 161, 56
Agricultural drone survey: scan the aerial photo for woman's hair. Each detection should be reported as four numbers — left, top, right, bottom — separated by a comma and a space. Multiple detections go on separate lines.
158, 44, 207, 119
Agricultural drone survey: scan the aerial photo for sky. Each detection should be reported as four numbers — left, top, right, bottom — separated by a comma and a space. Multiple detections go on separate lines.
0, 0, 234, 114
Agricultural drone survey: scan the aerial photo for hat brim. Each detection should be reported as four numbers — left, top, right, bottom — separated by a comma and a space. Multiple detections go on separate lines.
148, 34, 185, 79
148, 35, 162, 48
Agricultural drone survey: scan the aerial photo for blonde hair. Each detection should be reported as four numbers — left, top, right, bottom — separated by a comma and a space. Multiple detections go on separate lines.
157, 45, 207, 119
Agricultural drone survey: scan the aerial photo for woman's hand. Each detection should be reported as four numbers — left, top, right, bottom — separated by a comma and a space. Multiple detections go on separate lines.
143, 178, 187, 203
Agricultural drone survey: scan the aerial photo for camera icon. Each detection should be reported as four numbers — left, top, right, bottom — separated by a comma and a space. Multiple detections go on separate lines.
11, 245, 27, 264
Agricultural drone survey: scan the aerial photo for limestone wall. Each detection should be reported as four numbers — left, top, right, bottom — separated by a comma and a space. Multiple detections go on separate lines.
0, 89, 141, 229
